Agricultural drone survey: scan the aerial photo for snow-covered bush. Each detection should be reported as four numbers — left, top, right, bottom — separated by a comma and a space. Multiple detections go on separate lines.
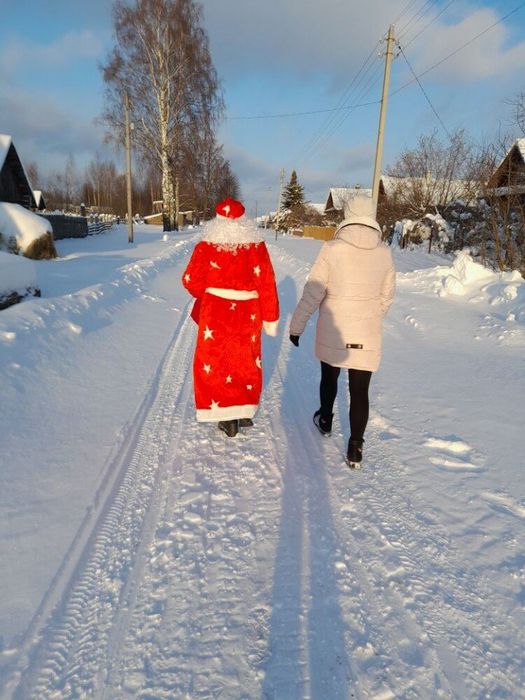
393, 212, 453, 251
0, 203, 57, 259
0, 251, 39, 309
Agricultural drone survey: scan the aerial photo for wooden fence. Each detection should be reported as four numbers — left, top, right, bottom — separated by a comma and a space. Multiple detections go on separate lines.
302, 225, 336, 241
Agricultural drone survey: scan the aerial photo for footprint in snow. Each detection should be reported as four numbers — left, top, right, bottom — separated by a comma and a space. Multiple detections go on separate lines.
424, 435, 481, 471
405, 314, 421, 329
480, 491, 525, 520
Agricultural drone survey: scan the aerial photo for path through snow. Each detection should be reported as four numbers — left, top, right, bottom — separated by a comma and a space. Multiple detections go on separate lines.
1, 232, 524, 699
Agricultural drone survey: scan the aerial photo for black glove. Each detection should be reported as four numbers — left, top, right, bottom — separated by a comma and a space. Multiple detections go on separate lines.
289, 335, 300, 347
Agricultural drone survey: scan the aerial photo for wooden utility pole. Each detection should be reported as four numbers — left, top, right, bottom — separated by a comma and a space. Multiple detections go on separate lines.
277, 168, 285, 213
275, 168, 285, 241
175, 175, 180, 231
124, 91, 134, 243
372, 25, 395, 214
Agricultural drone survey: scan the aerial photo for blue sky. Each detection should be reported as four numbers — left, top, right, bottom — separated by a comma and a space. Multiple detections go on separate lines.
1, 0, 525, 216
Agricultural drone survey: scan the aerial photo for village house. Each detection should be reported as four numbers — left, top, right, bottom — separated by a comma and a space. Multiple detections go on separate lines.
486, 138, 525, 205
0, 134, 37, 210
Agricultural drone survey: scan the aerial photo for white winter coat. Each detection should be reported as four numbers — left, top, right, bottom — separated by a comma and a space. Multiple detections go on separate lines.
290, 223, 395, 372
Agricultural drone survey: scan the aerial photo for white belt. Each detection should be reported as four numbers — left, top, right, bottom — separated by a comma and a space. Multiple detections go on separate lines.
206, 287, 259, 300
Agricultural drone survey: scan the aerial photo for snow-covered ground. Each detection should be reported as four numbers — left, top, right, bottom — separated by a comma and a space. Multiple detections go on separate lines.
0, 225, 524, 699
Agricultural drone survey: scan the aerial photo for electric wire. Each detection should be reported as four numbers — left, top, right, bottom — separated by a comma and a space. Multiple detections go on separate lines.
392, 1, 525, 97
397, 0, 438, 41
402, 0, 456, 49
399, 45, 451, 138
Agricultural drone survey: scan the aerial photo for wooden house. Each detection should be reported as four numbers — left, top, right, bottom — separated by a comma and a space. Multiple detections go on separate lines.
324, 186, 372, 215
0, 134, 36, 209
486, 138, 525, 204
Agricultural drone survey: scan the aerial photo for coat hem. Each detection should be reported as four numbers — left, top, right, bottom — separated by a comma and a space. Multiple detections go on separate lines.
196, 404, 258, 422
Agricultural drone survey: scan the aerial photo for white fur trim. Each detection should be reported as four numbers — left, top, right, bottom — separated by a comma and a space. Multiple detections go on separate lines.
196, 403, 257, 422
206, 287, 259, 300
200, 216, 263, 249
263, 320, 279, 336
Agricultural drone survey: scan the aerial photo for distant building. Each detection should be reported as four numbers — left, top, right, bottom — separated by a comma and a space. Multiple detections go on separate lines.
378, 175, 479, 213
0, 134, 36, 210
486, 138, 525, 204
324, 186, 372, 214
33, 190, 46, 211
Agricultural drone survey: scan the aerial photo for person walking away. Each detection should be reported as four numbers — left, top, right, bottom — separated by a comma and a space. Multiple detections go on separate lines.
182, 197, 279, 438
289, 193, 395, 468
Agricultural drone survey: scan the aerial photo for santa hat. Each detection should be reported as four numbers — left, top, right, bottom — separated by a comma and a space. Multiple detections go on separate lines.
215, 197, 245, 219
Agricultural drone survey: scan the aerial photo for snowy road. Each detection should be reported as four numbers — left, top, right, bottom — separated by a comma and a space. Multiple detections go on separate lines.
1, 230, 524, 699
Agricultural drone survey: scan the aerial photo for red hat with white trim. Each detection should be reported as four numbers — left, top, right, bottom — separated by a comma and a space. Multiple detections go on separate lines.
215, 197, 245, 219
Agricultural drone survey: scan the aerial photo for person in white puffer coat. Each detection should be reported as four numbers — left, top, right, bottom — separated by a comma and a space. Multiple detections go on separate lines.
289, 193, 395, 467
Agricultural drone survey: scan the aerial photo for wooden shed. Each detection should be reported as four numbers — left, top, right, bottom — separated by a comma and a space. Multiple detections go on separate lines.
0, 134, 36, 210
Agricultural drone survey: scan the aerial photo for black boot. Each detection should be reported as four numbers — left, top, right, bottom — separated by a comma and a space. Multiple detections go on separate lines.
313, 409, 333, 436
218, 420, 239, 437
239, 418, 254, 428
346, 438, 364, 469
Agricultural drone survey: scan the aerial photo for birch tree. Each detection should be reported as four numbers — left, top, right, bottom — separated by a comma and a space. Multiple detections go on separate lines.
102, 0, 223, 230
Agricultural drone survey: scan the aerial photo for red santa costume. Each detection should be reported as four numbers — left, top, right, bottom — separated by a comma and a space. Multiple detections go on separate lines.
182, 198, 279, 423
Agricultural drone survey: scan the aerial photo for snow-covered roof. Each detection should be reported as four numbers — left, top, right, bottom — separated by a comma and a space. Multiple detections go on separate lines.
0, 134, 13, 170
380, 175, 478, 204
307, 202, 325, 214
325, 187, 372, 212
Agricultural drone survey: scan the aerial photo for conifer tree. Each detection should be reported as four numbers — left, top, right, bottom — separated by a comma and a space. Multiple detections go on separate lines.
281, 170, 305, 209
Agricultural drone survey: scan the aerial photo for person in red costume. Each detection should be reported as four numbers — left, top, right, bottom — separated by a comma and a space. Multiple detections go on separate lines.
182, 197, 279, 437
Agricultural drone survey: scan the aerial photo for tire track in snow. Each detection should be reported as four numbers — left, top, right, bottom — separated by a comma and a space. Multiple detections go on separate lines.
4, 304, 196, 700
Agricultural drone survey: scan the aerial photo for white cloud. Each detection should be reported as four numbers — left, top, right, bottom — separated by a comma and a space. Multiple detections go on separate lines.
404, 7, 525, 83
0, 87, 107, 171
0, 29, 106, 76
201, 1, 525, 88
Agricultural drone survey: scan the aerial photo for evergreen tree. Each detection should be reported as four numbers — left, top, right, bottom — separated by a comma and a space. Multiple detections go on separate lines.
281, 170, 305, 209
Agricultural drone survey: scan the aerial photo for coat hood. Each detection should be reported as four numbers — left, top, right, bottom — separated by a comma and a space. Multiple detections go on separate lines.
334, 192, 381, 247
335, 224, 381, 249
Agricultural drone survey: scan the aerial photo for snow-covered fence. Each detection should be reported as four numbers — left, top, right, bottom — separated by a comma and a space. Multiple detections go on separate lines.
87, 218, 116, 235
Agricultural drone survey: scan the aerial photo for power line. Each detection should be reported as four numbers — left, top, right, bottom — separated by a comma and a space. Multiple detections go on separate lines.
226, 98, 380, 121
397, 0, 438, 41
294, 40, 383, 161
392, 0, 425, 26
403, 0, 457, 49
399, 45, 451, 138
392, 1, 525, 97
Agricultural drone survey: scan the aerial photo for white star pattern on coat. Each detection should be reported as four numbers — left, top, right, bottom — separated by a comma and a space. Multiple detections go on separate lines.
203, 364, 212, 374
246, 384, 253, 390
251, 334, 256, 343
225, 375, 232, 384
250, 314, 256, 321
255, 357, 262, 369
210, 399, 220, 410
203, 326, 214, 340
229, 302, 237, 311
210, 261, 221, 269
253, 265, 261, 277
184, 274, 191, 282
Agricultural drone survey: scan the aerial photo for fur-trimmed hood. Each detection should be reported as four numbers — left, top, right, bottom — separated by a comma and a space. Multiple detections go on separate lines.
200, 216, 263, 250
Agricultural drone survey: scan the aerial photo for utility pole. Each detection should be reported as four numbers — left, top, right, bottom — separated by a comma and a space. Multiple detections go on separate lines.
175, 175, 180, 231
277, 168, 285, 213
275, 168, 285, 241
371, 25, 395, 214
124, 90, 134, 243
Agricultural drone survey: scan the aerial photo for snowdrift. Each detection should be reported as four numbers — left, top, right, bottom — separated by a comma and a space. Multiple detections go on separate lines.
0, 250, 39, 309
0, 202, 57, 259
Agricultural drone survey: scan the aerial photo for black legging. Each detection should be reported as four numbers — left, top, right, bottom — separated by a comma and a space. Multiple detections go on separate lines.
319, 361, 372, 442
